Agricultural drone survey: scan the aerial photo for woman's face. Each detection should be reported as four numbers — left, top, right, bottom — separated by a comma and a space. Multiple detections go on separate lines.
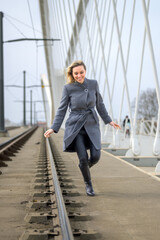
72, 65, 86, 84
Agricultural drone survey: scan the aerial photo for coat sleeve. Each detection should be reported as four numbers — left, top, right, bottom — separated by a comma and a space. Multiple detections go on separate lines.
51, 85, 69, 133
96, 81, 112, 124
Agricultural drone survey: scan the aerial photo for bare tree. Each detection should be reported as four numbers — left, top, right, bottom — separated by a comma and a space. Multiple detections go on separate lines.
131, 88, 158, 119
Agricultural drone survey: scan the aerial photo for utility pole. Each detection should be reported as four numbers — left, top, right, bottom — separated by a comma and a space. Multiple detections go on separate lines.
23, 71, 26, 126
0, 11, 60, 134
34, 102, 36, 125
0, 12, 7, 136
30, 90, 32, 126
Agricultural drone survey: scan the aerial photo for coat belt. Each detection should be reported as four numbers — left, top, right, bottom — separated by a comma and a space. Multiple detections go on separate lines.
70, 108, 99, 123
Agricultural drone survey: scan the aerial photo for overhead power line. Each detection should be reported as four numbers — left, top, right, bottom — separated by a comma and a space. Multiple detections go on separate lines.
5, 72, 22, 84
3, 38, 60, 43
27, 0, 37, 39
4, 13, 45, 36
5, 17, 27, 38
27, 0, 38, 81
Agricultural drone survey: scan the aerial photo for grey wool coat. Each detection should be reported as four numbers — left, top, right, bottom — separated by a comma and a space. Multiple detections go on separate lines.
51, 78, 112, 152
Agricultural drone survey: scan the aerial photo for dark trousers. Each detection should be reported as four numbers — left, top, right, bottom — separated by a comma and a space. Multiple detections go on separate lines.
74, 127, 101, 170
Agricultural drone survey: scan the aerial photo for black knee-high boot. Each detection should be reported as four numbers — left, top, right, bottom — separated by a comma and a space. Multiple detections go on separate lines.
79, 164, 95, 196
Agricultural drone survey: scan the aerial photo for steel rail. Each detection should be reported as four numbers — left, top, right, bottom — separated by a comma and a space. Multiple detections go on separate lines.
0, 126, 37, 150
46, 137, 74, 240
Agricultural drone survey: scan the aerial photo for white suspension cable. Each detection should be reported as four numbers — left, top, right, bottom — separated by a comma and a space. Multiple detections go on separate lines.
72, 0, 83, 60
58, 0, 69, 65
97, 0, 116, 91
110, 0, 126, 104
86, 1, 96, 77
111, 0, 133, 130
141, 0, 160, 105
51, 1, 64, 68
94, 0, 113, 118
134, 0, 150, 129
94, 0, 108, 81
141, 0, 160, 156
118, 0, 136, 126
67, 0, 78, 60
54, 0, 67, 66
62, 0, 72, 64
82, 0, 96, 78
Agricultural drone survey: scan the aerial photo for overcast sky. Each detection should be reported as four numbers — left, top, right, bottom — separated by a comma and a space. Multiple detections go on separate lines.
1, 0, 47, 125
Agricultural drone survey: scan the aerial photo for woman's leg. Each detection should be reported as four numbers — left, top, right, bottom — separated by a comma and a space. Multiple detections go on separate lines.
74, 128, 94, 196
74, 128, 89, 168
88, 138, 101, 168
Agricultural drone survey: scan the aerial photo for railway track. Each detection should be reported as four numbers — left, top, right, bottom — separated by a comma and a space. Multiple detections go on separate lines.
0, 127, 97, 240
6, 126, 20, 131
2, 125, 159, 239
47, 135, 98, 240
0, 126, 38, 174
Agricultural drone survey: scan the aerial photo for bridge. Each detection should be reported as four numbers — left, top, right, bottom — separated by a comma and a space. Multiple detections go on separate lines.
0, 0, 160, 239
39, 0, 160, 165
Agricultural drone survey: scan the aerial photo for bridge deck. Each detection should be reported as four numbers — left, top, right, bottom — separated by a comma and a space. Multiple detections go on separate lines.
53, 129, 160, 240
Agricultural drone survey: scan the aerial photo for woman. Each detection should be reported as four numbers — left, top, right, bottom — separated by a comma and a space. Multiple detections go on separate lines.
44, 60, 120, 196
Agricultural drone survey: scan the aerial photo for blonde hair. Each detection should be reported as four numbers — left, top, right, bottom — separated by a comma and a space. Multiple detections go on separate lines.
66, 60, 86, 84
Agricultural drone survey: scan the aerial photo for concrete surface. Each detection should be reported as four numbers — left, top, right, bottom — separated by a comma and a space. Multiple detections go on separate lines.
52, 129, 160, 240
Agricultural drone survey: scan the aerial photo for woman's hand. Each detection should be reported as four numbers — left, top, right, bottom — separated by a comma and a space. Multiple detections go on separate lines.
109, 121, 121, 129
44, 129, 54, 138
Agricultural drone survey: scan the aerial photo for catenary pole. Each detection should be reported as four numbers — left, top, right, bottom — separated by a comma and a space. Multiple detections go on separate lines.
0, 12, 7, 135
30, 90, 32, 126
23, 71, 26, 126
